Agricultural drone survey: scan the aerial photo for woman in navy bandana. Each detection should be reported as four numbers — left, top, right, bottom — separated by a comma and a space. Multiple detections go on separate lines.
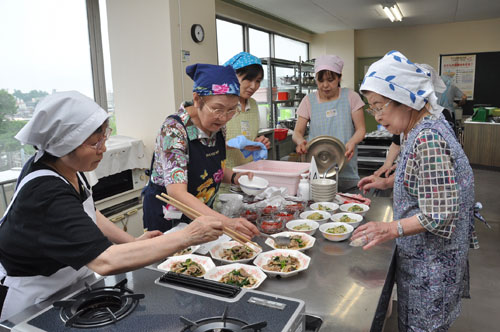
142, 64, 260, 239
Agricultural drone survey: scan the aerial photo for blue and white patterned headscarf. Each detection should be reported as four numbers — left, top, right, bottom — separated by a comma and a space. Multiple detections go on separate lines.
360, 50, 444, 114
223, 52, 262, 70
186, 63, 240, 96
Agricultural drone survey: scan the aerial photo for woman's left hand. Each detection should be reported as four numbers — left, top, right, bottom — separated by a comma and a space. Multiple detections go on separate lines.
255, 135, 271, 149
233, 171, 253, 185
135, 230, 163, 241
345, 141, 356, 161
243, 136, 270, 151
351, 221, 397, 250
223, 217, 260, 240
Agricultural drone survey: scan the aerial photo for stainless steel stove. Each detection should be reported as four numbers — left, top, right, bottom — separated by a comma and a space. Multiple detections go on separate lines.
1, 267, 307, 332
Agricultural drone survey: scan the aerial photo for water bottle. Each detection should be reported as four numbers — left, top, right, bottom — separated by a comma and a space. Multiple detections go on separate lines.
297, 173, 310, 202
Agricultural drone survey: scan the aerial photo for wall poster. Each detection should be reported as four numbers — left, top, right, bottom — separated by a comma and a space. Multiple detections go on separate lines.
440, 54, 476, 100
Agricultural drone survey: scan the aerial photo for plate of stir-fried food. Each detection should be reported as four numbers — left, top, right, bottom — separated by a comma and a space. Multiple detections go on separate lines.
170, 245, 201, 257
204, 263, 267, 289
157, 254, 215, 277
253, 249, 311, 277
264, 231, 315, 251
209, 241, 262, 264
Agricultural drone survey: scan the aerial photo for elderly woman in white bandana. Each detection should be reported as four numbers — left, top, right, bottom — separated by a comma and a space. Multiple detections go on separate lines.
0, 91, 224, 320
350, 51, 478, 331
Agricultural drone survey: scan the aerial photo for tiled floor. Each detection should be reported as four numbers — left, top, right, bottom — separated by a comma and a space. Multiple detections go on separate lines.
383, 168, 500, 331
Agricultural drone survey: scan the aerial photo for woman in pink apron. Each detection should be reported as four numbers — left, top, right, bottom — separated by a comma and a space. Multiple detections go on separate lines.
0, 91, 225, 320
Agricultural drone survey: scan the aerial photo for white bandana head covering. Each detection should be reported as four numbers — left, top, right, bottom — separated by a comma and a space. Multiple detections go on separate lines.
15, 91, 109, 161
360, 50, 444, 114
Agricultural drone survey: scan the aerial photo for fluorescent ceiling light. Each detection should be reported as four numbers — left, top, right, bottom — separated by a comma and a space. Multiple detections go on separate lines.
390, 4, 403, 21
382, 3, 403, 22
382, 5, 395, 22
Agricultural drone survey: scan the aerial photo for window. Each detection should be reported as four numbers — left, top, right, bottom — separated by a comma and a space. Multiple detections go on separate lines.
274, 35, 308, 62
0, 0, 110, 171
216, 19, 244, 65
248, 28, 270, 59
216, 17, 309, 64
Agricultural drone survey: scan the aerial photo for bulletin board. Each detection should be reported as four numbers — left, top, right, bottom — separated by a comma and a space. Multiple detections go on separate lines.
439, 51, 500, 112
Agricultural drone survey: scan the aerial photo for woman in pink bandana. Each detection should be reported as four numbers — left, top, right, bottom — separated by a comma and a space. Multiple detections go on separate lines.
292, 54, 366, 191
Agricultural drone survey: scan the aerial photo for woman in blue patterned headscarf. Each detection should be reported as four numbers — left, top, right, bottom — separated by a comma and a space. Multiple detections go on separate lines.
351, 51, 478, 331
223, 52, 270, 169
142, 63, 260, 239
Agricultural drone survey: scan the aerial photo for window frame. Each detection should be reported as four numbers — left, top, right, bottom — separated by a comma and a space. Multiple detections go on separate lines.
86, 0, 108, 110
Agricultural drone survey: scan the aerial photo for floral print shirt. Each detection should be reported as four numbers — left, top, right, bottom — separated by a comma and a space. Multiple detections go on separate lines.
401, 115, 478, 247
150, 102, 227, 187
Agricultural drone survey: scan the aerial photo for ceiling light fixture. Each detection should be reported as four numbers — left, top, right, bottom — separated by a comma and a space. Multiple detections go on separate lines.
382, 3, 403, 22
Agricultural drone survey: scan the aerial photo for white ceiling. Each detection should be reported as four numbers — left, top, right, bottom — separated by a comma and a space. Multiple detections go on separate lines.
234, 0, 500, 33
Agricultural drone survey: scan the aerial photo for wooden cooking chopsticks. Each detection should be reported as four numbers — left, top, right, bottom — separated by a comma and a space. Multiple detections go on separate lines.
155, 193, 261, 252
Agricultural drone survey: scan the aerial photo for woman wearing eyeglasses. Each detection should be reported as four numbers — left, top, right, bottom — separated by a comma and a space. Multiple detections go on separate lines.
0, 91, 226, 320
142, 64, 260, 237
351, 51, 478, 331
292, 54, 366, 191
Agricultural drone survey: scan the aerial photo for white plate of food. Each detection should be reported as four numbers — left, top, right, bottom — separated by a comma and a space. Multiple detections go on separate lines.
204, 263, 267, 290
330, 212, 363, 228
170, 245, 201, 257
339, 203, 370, 216
209, 241, 262, 264
264, 231, 315, 251
299, 210, 331, 223
157, 254, 215, 277
253, 249, 310, 278
285, 219, 319, 236
309, 202, 339, 213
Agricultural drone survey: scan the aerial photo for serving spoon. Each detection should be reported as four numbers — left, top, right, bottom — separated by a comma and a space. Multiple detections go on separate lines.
259, 233, 292, 247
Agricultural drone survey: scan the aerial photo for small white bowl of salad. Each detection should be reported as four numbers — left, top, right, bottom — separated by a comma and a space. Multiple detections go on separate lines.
339, 203, 369, 217
330, 212, 363, 228
285, 219, 319, 236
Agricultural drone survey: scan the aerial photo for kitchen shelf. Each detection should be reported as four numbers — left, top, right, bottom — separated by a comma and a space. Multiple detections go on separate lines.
261, 56, 314, 128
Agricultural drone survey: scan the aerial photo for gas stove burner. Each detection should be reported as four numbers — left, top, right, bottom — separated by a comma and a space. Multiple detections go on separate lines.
53, 278, 144, 329
180, 307, 267, 332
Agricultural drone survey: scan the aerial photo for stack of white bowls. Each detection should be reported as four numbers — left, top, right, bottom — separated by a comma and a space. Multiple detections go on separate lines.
310, 178, 337, 202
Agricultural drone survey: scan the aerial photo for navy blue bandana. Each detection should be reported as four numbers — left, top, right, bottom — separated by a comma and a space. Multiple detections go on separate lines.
186, 63, 240, 96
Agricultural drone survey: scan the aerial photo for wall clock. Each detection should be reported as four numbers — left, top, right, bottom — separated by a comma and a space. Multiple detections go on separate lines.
191, 24, 204, 43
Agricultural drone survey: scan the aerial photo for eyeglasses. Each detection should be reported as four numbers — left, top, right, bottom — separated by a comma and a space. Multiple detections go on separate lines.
366, 100, 392, 117
86, 127, 112, 151
201, 98, 240, 119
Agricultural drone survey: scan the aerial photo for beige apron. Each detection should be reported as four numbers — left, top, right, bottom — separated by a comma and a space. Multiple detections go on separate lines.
0, 170, 96, 320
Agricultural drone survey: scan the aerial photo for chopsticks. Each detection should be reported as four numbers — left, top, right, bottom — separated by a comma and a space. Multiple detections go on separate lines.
155, 193, 261, 252
337, 193, 366, 204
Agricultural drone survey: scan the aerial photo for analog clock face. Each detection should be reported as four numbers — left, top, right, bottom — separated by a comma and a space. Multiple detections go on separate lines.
191, 24, 204, 43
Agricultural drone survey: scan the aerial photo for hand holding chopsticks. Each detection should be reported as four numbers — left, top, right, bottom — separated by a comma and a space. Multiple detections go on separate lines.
155, 193, 261, 252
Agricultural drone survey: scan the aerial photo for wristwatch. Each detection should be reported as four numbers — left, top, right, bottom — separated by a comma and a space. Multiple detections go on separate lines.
397, 220, 404, 237
231, 172, 237, 185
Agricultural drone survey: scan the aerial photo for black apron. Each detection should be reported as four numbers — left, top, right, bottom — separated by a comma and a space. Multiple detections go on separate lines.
142, 115, 226, 232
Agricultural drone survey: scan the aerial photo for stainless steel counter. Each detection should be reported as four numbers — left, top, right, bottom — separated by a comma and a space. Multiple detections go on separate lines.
258, 196, 396, 331
1, 197, 396, 332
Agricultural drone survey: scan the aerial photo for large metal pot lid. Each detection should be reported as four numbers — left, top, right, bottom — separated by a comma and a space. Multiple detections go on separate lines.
304, 135, 346, 178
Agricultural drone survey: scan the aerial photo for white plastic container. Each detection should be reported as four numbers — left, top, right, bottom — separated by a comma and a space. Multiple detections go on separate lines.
233, 160, 310, 195
297, 173, 310, 201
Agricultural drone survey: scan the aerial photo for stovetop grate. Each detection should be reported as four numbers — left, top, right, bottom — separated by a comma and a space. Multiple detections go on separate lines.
180, 307, 267, 332
52, 278, 144, 328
